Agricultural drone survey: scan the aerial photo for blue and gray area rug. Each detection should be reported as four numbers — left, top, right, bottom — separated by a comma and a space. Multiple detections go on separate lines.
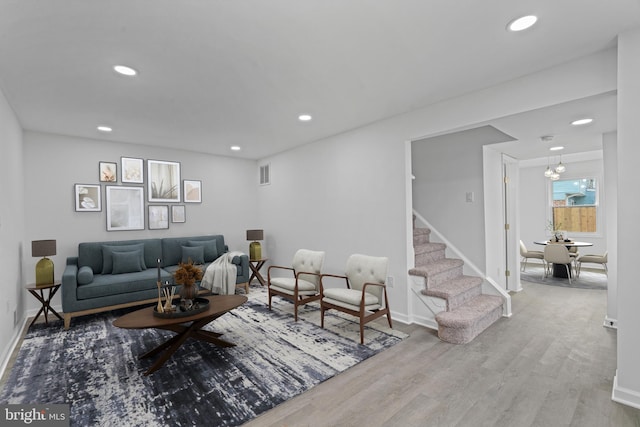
0, 287, 405, 426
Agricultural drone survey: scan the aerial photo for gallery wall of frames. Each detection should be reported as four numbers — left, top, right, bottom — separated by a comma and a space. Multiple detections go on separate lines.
74, 157, 202, 231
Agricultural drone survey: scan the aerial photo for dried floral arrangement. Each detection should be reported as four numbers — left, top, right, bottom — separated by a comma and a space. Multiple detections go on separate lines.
173, 259, 203, 285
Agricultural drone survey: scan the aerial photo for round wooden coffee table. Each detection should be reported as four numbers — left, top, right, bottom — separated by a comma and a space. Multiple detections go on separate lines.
113, 294, 247, 375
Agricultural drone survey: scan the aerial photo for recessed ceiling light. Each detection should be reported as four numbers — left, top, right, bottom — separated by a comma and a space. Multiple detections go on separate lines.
230, 145, 241, 151
571, 118, 593, 126
549, 146, 564, 151
298, 114, 312, 122
507, 15, 538, 32
113, 65, 137, 76
97, 125, 113, 132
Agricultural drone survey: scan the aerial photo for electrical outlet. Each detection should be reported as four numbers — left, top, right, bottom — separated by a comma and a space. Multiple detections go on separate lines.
387, 276, 394, 288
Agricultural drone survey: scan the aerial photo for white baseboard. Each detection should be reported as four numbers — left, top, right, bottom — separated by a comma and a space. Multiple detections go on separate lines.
612, 371, 640, 410
0, 315, 27, 382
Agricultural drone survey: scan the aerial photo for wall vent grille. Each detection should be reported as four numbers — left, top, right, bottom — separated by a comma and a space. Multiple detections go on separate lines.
260, 164, 270, 185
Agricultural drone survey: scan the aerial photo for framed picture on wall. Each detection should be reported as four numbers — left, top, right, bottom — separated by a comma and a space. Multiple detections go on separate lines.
171, 205, 186, 223
106, 186, 145, 231
183, 180, 202, 203
74, 184, 101, 212
99, 161, 117, 182
147, 159, 181, 202
121, 157, 144, 183
148, 205, 169, 230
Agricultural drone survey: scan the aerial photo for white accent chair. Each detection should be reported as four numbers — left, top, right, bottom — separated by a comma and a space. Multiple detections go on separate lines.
576, 251, 608, 277
267, 249, 325, 321
543, 244, 574, 284
320, 254, 392, 344
519, 240, 544, 272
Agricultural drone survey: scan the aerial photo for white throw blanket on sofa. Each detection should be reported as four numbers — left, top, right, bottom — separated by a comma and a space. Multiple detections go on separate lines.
201, 251, 243, 295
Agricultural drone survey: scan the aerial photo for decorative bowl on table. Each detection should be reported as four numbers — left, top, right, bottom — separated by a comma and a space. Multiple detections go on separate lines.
153, 297, 209, 318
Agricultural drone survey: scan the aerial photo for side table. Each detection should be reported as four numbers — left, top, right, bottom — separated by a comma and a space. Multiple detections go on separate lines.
25, 281, 63, 327
249, 258, 268, 286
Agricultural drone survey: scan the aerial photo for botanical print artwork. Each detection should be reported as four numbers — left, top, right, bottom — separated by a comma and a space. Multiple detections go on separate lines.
74, 184, 101, 212
148, 160, 180, 202
99, 162, 117, 182
121, 157, 144, 183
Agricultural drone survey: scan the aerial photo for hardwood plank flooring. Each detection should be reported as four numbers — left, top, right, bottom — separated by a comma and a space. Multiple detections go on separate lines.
243, 281, 640, 427
2, 279, 639, 426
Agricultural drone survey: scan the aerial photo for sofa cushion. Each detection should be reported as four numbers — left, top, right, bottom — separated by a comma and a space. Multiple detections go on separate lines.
188, 240, 218, 262
76, 269, 167, 300
112, 250, 144, 274
78, 239, 162, 274
102, 243, 147, 274
161, 235, 226, 267
181, 245, 205, 265
77, 266, 94, 285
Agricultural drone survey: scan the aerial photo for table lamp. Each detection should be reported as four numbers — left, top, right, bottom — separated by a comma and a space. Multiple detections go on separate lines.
32, 239, 56, 286
246, 229, 264, 260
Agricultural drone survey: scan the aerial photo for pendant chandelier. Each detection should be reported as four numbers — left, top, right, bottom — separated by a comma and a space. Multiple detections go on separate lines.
541, 136, 566, 179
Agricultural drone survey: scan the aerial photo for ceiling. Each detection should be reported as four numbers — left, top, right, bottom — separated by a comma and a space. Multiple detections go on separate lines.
0, 1, 638, 160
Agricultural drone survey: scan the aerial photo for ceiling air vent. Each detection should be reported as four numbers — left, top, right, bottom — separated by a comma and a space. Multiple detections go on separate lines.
259, 164, 270, 185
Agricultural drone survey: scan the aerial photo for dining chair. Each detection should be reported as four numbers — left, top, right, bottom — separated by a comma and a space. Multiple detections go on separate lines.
543, 244, 574, 284
576, 251, 608, 277
519, 240, 544, 272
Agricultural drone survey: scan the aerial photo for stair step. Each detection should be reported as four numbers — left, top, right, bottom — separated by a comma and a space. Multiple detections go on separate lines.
413, 227, 431, 245
422, 275, 483, 311
414, 242, 446, 264
409, 258, 464, 287
414, 242, 446, 255
435, 295, 503, 344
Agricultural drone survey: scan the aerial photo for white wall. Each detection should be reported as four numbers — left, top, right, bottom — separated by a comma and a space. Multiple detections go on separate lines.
613, 27, 640, 409
258, 128, 411, 319
0, 85, 24, 366
412, 130, 489, 270
21, 131, 259, 314
259, 49, 618, 323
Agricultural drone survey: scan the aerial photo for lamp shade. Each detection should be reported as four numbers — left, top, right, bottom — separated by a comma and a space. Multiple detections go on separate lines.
32, 240, 56, 257
246, 229, 264, 241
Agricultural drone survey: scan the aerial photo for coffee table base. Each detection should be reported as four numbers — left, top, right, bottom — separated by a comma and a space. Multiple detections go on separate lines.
140, 314, 236, 376
113, 295, 247, 376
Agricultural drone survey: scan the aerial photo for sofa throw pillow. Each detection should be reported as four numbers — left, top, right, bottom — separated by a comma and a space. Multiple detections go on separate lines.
187, 240, 218, 262
181, 245, 205, 265
102, 243, 146, 274
112, 250, 144, 274
77, 266, 94, 285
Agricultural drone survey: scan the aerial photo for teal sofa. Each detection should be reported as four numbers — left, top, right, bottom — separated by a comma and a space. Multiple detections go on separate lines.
61, 235, 249, 328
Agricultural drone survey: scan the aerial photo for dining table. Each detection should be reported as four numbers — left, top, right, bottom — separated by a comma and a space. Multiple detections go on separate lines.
533, 240, 593, 278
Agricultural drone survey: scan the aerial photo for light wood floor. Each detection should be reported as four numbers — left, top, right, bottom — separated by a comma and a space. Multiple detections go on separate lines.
3, 279, 639, 426
244, 280, 640, 427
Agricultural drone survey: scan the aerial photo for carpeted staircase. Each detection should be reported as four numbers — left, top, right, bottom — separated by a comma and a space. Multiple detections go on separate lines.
409, 223, 503, 344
